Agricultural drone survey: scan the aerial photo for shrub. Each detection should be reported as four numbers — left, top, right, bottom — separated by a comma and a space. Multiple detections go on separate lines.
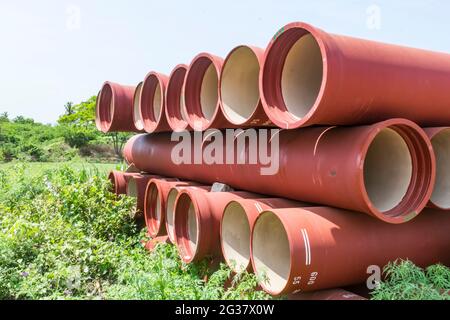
0, 165, 269, 300
371, 260, 450, 300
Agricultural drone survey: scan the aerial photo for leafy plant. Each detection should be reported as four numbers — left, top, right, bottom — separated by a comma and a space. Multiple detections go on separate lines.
0, 165, 269, 300
371, 260, 450, 300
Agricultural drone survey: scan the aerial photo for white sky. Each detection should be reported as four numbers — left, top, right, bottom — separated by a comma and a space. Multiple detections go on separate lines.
0, 0, 448, 124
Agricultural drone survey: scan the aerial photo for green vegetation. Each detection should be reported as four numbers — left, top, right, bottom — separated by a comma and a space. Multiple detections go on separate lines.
0, 97, 131, 163
371, 260, 450, 300
0, 164, 269, 300
0, 161, 118, 177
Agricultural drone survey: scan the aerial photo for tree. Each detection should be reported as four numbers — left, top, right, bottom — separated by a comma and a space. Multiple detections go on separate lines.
64, 102, 75, 116
108, 132, 130, 160
0, 112, 8, 122
58, 96, 129, 159
58, 97, 97, 128
13, 116, 34, 124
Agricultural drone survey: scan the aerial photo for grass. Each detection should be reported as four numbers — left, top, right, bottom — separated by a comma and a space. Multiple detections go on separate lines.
0, 161, 120, 177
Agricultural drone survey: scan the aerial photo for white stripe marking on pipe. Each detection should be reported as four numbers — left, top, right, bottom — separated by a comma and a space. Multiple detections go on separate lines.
301, 229, 311, 266
254, 202, 264, 213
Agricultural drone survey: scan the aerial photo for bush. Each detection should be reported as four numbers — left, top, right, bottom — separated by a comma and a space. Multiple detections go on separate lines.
62, 127, 97, 149
0, 165, 269, 300
371, 260, 450, 300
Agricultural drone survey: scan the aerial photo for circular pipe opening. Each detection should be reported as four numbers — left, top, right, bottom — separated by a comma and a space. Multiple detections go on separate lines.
252, 211, 290, 294
281, 33, 323, 120
220, 47, 260, 124
184, 55, 221, 130
174, 193, 199, 262
363, 128, 413, 212
97, 83, 113, 132
141, 73, 164, 132
145, 182, 162, 235
166, 65, 189, 131
260, 25, 326, 128
107, 171, 117, 193
133, 82, 144, 131
166, 188, 179, 242
429, 129, 450, 209
221, 202, 251, 272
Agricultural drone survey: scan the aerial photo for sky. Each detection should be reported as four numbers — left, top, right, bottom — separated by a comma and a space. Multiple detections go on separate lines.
0, 0, 448, 124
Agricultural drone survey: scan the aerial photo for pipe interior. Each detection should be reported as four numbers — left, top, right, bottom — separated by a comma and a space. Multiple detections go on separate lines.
221, 47, 260, 123
222, 202, 251, 272
166, 189, 179, 240
252, 212, 290, 294
430, 129, 450, 208
126, 179, 138, 198
107, 172, 117, 193
153, 82, 162, 121
187, 201, 198, 254
167, 68, 188, 127
363, 128, 413, 212
281, 33, 323, 120
200, 63, 218, 121
99, 84, 113, 128
156, 192, 162, 222
146, 183, 161, 229
180, 90, 189, 122
133, 83, 144, 130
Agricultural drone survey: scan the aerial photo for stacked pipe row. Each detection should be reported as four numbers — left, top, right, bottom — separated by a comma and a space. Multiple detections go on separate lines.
99, 22, 450, 298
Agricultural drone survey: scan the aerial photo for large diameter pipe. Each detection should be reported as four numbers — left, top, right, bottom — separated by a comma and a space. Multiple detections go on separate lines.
260, 22, 450, 129
219, 45, 272, 127
221, 198, 311, 273
166, 64, 191, 132
288, 289, 366, 301
140, 71, 171, 133
251, 207, 450, 296
165, 185, 210, 243
174, 190, 262, 263
424, 127, 450, 210
123, 119, 435, 224
184, 53, 231, 131
96, 81, 140, 133
144, 179, 208, 238
108, 170, 140, 195
126, 174, 160, 219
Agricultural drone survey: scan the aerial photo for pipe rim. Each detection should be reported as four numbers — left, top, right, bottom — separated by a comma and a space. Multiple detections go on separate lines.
166, 64, 190, 132
133, 82, 145, 131
174, 190, 201, 263
220, 201, 252, 273
184, 53, 223, 131
165, 188, 179, 243
426, 128, 450, 210
144, 180, 164, 237
219, 45, 263, 126
259, 22, 329, 129
96, 82, 116, 133
251, 210, 292, 295
359, 119, 435, 223
107, 171, 118, 194
140, 72, 166, 133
